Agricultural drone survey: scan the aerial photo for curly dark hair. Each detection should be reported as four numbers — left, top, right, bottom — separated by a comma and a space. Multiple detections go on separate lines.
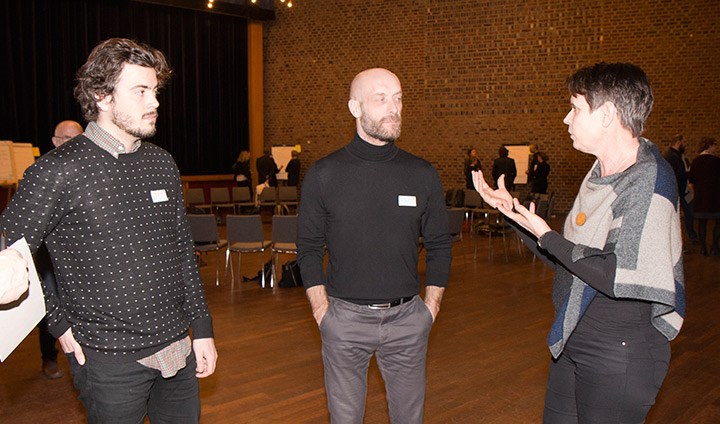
566, 62, 653, 138
74, 38, 172, 122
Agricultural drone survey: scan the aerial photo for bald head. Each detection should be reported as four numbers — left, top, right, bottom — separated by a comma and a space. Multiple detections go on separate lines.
348, 68, 403, 145
52, 120, 83, 147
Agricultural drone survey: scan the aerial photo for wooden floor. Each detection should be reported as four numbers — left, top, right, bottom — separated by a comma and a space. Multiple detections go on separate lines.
1, 216, 718, 423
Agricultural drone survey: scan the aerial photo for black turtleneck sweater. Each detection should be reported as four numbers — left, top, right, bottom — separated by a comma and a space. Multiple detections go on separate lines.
297, 134, 452, 303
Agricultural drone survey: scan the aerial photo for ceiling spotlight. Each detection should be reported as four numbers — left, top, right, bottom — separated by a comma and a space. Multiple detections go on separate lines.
287, 1, 292, 7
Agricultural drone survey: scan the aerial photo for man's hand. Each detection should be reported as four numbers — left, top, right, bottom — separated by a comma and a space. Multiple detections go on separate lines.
58, 328, 86, 365
193, 338, 218, 378
0, 249, 29, 305
424, 286, 445, 322
306, 285, 329, 326
471, 170, 513, 210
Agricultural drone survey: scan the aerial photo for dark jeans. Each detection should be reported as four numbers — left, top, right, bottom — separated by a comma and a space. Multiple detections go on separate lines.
679, 196, 698, 240
38, 317, 58, 361
66, 350, 200, 424
543, 326, 670, 424
697, 218, 720, 253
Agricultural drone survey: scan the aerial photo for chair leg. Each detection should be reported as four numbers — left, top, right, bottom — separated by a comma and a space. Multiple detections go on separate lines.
224, 249, 232, 288
272, 252, 279, 289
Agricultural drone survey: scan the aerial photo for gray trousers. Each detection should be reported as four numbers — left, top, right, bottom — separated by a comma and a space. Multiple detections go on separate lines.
320, 296, 434, 424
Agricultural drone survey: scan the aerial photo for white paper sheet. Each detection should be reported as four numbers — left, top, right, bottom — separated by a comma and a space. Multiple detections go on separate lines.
0, 238, 45, 361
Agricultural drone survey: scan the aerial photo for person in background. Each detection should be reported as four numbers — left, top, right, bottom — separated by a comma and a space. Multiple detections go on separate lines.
285, 150, 301, 187
256, 148, 280, 187
526, 143, 540, 187
664, 133, 699, 243
51, 120, 84, 148
688, 137, 720, 256
297, 68, 452, 423
0, 249, 28, 305
492, 146, 517, 191
474, 62, 684, 422
0, 38, 217, 423
232, 150, 252, 190
464, 148, 482, 189
36, 119, 84, 379
531, 152, 550, 194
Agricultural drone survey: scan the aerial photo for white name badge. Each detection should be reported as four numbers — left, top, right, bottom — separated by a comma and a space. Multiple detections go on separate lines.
150, 189, 169, 203
398, 195, 417, 207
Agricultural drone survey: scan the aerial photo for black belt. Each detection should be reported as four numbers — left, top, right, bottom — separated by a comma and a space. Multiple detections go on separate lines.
367, 296, 415, 310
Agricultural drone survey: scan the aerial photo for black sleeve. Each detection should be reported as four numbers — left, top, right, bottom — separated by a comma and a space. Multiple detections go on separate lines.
539, 231, 617, 297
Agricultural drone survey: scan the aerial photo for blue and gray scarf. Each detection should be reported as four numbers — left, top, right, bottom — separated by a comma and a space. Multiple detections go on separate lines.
548, 138, 686, 358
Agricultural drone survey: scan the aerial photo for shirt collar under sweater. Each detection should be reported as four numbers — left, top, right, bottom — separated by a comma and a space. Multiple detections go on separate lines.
345, 133, 399, 162
84, 121, 142, 159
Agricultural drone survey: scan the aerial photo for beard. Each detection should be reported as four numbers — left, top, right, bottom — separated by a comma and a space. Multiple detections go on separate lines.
678, 145, 686, 154
112, 108, 158, 139
360, 113, 401, 143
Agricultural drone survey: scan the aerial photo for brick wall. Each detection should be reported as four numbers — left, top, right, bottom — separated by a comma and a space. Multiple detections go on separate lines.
263, 0, 720, 213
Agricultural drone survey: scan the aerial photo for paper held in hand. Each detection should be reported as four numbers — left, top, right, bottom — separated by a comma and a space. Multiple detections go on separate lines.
0, 237, 45, 361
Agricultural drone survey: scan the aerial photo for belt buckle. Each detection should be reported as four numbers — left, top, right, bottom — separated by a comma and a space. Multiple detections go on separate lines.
367, 303, 391, 310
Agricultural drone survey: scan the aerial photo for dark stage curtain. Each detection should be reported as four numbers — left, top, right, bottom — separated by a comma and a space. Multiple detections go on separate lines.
0, 0, 249, 175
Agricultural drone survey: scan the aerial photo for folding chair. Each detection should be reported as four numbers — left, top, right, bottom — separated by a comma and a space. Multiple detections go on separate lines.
277, 186, 299, 215
187, 214, 227, 286
463, 189, 487, 234
225, 215, 272, 287
271, 215, 298, 284
232, 186, 255, 214
210, 187, 236, 217
185, 188, 212, 213
257, 187, 278, 215
447, 207, 466, 266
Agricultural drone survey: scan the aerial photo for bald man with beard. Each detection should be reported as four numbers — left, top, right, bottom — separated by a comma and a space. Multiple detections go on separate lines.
297, 68, 452, 423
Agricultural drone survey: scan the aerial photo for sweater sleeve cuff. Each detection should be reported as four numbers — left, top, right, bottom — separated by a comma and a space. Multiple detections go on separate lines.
190, 316, 214, 339
48, 317, 71, 340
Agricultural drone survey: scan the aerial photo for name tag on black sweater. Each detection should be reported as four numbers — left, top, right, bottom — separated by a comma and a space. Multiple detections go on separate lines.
398, 195, 416, 207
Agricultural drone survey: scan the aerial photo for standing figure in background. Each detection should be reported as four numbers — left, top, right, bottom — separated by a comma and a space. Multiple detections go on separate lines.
688, 137, 720, 256
474, 62, 684, 422
464, 148, 481, 189
256, 148, 280, 187
285, 150, 301, 187
531, 152, 550, 194
526, 143, 540, 187
51, 120, 84, 148
298, 68, 451, 423
664, 134, 699, 243
232, 150, 252, 189
492, 146, 517, 191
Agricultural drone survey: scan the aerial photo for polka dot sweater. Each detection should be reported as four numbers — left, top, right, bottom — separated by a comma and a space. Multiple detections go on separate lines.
0, 135, 213, 363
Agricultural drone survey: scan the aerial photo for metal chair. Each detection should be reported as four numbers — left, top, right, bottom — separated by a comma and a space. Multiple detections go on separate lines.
447, 207, 466, 266
187, 214, 227, 285
210, 187, 236, 218
485, 210, 524, 262
257, 187, 278, 214
225, 214, 272, 287
232, 186, 255, 214
277, 186, 299, 215
270, 215, 298, 284
185, 188, 212, 213
463, 189, 487, 233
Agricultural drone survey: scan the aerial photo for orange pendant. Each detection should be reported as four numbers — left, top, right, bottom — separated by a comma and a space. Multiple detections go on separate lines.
576, 212, 587, 226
